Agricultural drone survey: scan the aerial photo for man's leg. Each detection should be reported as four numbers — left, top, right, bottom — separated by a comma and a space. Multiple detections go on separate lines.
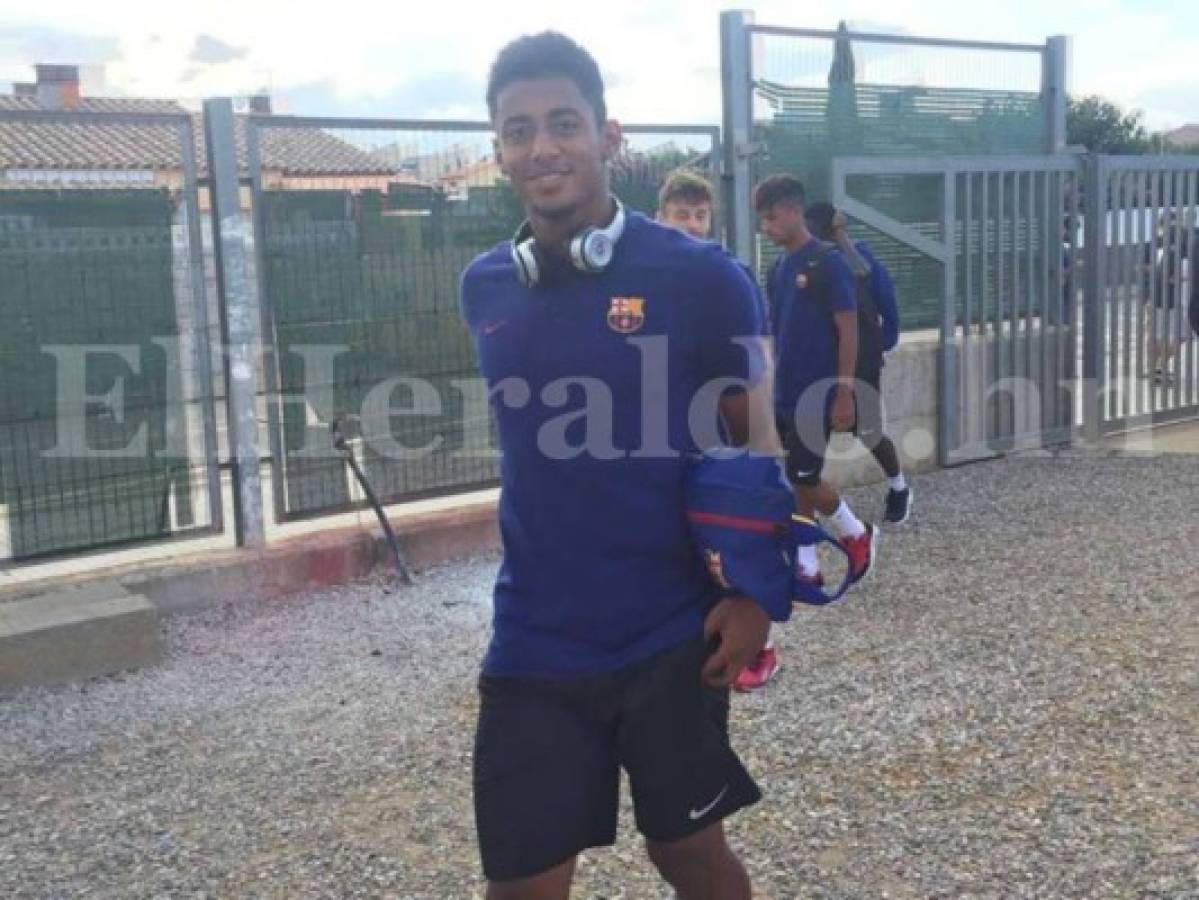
646, 822, 750, 900
475, 676, 620, 893
620, 637, 762, 895
856, 373, 911, 525
487, 859, 577, 900
868, 434, 901, 480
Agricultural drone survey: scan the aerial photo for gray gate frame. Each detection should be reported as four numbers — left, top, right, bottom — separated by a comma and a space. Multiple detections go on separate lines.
718, 9, 1070, 264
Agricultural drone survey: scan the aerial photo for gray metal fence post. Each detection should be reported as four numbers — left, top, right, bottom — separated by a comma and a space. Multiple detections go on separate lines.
1043, 36, 1071, 154
720, 9, 755, 265
203, 98, 266, 547
939, 170, 959, 465
1081, 153, 1105, 443
176, 117, 224, 535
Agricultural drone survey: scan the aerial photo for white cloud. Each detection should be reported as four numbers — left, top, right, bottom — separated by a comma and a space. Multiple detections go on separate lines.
1, 0, 1196, 127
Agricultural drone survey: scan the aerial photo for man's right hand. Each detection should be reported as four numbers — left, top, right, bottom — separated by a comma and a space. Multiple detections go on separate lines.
829, 384, 855, 433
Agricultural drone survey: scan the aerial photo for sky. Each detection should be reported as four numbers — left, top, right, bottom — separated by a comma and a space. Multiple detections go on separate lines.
0, 0, 1196, 131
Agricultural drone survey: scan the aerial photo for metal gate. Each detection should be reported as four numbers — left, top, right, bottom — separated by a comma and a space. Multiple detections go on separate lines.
833, 154, 1084, 465
833, 153, 1199, 464
1083, 156, 1199, 438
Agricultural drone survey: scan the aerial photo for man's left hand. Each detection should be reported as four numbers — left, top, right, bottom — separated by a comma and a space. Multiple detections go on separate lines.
701, 596, 771, 688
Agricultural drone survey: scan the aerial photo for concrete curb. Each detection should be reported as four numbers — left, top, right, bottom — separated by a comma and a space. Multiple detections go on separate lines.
0, 499, 501, 617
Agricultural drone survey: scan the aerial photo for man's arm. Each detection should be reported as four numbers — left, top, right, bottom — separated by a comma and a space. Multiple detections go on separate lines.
718, 348, 781, 455
830, 309, 858, 432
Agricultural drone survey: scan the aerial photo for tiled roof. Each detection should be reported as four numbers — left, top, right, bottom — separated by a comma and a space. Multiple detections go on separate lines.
1165, 124, 1199, 148
0, 102, 398, 177
0, 95, 187, 114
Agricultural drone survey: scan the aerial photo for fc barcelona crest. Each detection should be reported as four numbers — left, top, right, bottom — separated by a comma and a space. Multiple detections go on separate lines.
795, 273, 809, 289
607, 296, 646, 334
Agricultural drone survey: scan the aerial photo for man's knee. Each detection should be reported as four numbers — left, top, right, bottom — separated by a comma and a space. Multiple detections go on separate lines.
486, 857, 576, 900
645, 824, 727, 882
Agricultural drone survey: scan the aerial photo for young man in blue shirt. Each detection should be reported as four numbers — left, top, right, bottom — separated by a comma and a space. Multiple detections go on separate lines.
461, 32, 784, 899
805, 202, 913, 524
656, 169, 782, 693
755, 175, 878, 587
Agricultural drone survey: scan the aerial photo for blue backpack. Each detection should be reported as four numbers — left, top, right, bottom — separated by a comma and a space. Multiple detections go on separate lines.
684, 449, 854, 614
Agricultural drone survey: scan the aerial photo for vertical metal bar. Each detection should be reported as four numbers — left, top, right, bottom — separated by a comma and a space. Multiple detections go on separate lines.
1067, 167, 1083, 430
1105, 168, 1118, 422
1115, 171, 1129, 421
1009, 171, 1020, 439
1130, 169, 1145, 418
1043, 36, 1070, 154
995, 170, 1008, 440
965, 172, 975, 335
720, 10, 756, 266
1158, 168, 1169, 412
963, 172, 978, 446
1148, 170, 1162, 413
1047, 170, 1063, 433
1106, 169, 1117, 422
1082, 155, 1105, 442
203, 98, 265, 547
177, 117, 224, 535
1186, 169, 1198, 409
245, 117, 288, 526
1014, 170, 1026, 441
1026, 169, 1036, 413
1168, 169, 1185, 410
1040, 169, 1053, 434
940, 170, 959, 465
983, 170, 996, 442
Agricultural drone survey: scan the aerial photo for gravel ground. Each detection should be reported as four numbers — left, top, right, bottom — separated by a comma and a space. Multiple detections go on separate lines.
1, 450, 1197, 899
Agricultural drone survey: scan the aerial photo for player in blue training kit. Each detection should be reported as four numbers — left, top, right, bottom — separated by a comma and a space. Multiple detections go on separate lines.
461, 32, 783, 900
805, 202, 912, 525
755, 175, 879, 588
656, 169, 781, 692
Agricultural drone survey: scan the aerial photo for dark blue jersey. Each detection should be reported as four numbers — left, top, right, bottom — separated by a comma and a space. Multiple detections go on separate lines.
460, 212, 766, 677
766, 239, 856, 416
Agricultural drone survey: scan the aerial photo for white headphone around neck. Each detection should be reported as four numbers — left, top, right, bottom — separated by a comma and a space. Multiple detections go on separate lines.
511, 197, 626, 288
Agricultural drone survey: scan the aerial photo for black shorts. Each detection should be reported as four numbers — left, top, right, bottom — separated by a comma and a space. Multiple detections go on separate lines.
777, 371, 885, 486
473, 635, 761, 882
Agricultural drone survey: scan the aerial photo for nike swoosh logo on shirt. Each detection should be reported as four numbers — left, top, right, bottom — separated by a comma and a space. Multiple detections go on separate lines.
689, 785, 729, 821
482, 320, 507, 336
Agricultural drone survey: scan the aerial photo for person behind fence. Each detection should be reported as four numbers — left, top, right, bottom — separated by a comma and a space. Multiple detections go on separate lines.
805, 202, 912, 525
656, 168, 783, 692
460, 31, 787, 899
754, 174, 879, 591
1145, 209, 1191, 385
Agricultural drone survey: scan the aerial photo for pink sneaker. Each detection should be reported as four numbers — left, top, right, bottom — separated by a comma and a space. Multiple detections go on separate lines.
840, 523, 878, 584
734, 646, 780, 692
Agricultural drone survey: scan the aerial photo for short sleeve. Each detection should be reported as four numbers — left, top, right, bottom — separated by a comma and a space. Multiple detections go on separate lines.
696, 250, 768, 386
822, 250, 858, 314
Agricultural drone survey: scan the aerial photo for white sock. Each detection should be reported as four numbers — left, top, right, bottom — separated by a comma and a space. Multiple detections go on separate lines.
827, 501, 866, 539
797, 542, 820, 575
888, 473, 907, 492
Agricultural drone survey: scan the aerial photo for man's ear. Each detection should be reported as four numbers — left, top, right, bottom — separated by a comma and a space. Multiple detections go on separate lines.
600, 119, 622, 162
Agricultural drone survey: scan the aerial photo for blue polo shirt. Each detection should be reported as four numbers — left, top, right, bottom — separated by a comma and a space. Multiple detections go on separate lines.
767, 239, 856, 416
460, 212, 766, 678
